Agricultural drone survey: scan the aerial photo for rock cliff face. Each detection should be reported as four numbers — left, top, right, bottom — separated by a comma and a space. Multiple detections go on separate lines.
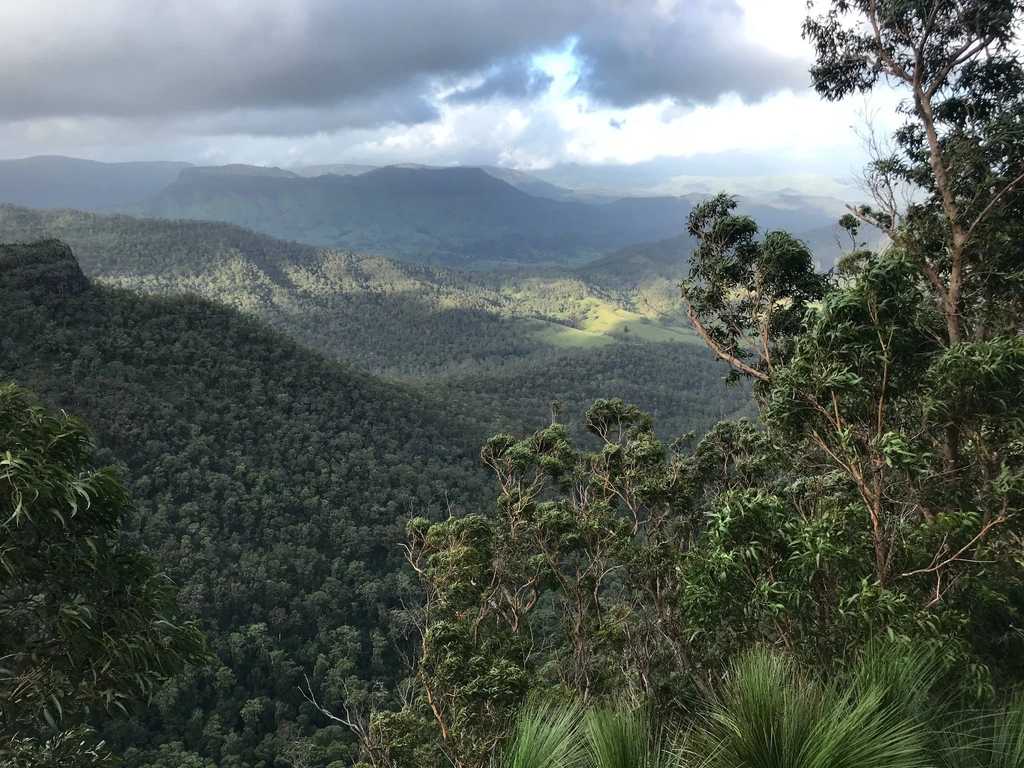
0, 240, 89, 299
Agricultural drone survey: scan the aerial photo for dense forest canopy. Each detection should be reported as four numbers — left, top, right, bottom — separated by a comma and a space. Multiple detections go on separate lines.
0, 240, 491, 766
0, 202, 695, 376
2, 1, 1024, 767
0, 237, 744, 765
0, 204, 749, 442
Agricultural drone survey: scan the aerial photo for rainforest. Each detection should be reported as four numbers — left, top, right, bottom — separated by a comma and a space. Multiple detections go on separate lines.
2, 1, 1024, 767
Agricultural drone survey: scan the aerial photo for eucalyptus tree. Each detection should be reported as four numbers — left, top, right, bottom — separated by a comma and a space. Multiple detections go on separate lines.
672, 0, 1024, 687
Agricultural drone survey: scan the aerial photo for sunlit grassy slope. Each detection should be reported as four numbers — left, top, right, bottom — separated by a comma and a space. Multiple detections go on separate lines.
530, 301, 700, 347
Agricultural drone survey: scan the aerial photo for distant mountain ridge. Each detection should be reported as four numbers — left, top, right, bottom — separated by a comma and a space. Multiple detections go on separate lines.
0, 155, 193, 212
293, 162, 378, 177
122, 163, 846, 267
0, 155, 854, 268
123, 164, 701, 266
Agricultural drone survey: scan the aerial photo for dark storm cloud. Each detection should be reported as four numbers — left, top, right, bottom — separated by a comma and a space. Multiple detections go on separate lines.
0, 0, 807, 135
179, 90, 442, 137
446, 62, 554, 104
573, 0, 809, 106
0, 0, 587, 123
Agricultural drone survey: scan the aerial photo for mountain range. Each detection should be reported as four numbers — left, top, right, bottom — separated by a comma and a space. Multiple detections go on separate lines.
123, 163, 851, 267
0, 155, 192, 211
0, 155, 855, 268
121, 164, 698, 266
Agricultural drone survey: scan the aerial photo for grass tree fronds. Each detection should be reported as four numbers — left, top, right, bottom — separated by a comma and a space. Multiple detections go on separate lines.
845, 638, 953, 724
936, 694, 1024, 768
586, 704, 673, 768
495, 698, 587, 768
679, 647, 929, 768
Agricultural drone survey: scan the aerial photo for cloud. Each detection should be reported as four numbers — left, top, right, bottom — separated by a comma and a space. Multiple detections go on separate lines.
0, 0, 582, 123
0, 0, 805, 127
572, 0, 809, 107
446, 62, 554, 104
0, 0, 878, 175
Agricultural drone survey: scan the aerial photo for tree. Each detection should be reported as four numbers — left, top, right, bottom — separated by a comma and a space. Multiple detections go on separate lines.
0, 384, 208, 758
673, 0, 1024, 684
385, 3, 1024, 762
804, 0, 1024, 347
681, 194, 829, 384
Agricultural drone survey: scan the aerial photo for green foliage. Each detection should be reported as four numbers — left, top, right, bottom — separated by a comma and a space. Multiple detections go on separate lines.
492, 645, 1024, 768
0, 384, 207, 760
398, 400, 717, 765
0, 242, 501, 766
0, 230, 742, 766
937, 695, 1024, 768
393, 8, 1024, 765
681, 648, 930, 768
3, 726, 120, 767
494, 699, 586, 768
681, 193, 828, 384
585, 706, 666, 768
0, 203, 748, 444
668, 0, 1024, 694
493, 701, 667, 768
0, 202, 696, 373
805, 0, 1024, 347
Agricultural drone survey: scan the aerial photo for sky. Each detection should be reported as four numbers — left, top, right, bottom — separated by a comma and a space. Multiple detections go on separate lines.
0, 0, 903, 177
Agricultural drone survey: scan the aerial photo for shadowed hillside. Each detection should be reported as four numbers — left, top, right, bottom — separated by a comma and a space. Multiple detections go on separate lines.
1, 240, 494, 767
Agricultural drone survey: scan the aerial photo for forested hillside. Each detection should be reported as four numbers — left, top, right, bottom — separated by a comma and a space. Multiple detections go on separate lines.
0, 204, 749, 440
0, 241, 493, 766
0, 240, 745, 765
0, 203, 691, 366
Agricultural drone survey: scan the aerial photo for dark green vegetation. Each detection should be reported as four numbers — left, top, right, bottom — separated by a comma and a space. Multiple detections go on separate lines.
0, 156, 192, 212
0, 238, 741, 766
495, 646, 1024, 768
0, 383, 207, 765
4, 2, 1024, 766
351, 2, 1024, 767
0, 203, 694, 373
0, 241, 494, 767
0, 204, 748, 441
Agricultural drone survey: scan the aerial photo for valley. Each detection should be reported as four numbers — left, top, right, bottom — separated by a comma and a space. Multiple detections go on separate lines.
0, 203, 747, 441
0, 154, 865, 768
4, 4, 1024, 768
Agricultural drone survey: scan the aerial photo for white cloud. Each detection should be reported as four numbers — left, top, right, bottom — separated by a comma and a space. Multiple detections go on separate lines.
0, 0, 908, 180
